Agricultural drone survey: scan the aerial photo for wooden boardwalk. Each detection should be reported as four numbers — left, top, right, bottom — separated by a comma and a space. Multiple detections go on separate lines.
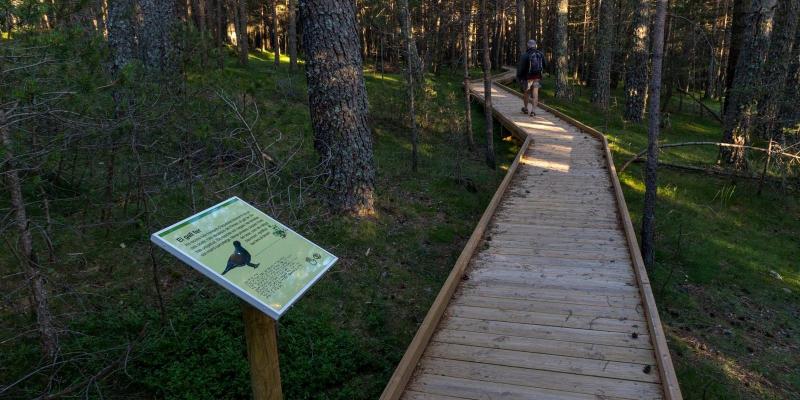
381, 77, 682, 400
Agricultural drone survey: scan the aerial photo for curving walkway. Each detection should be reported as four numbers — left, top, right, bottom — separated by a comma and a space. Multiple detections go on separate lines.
381, 77, 682, 400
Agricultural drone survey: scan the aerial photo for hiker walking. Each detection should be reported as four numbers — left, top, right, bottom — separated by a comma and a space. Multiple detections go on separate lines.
517, 39, 545, 116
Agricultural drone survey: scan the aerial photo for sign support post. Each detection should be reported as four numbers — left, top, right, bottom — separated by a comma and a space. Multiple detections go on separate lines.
243, 303, 283, 400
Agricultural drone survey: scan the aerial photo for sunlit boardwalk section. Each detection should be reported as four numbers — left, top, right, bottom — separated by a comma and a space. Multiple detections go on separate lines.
381, 79, 681, 400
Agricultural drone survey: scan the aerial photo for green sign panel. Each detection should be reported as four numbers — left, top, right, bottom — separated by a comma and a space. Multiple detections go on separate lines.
151, 197, 337, 319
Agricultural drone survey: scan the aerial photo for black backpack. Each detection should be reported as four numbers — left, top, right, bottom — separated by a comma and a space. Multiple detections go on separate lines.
527, 50, 543, 75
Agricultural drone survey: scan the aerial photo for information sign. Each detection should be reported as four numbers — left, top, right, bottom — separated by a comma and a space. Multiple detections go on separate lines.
151, 197, 337, 319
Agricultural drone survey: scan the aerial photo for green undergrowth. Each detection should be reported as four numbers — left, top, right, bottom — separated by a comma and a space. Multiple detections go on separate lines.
0, 49, 519, 399
535, 76, 800, 399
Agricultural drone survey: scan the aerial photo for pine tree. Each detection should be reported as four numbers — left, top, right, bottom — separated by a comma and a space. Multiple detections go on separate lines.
300, 0, 377, 215
624, 0, 650, 122
590, 0, 615, 109
554, 0, 570, 98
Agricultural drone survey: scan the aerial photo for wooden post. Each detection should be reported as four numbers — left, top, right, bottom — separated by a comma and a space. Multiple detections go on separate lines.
757, 138, 773, 195
242, 303, 283, 400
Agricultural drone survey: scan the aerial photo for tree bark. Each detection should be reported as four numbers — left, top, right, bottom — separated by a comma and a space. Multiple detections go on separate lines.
481, 0, 495, 169
232, 0, 249, 65
554, 0, 569, 98
463, 0, 475, 150
517, 0, 526, 54
641, 0, 668, 269
299, 0, 376, 215
288, 0, 298, 70
215, 0, 225, 69
756, 0, 798, 139
722, 0, 749, 115
139, 0, 179, 73
273, 0, 280, 66
1, 110, 58, 360
778, 16, 800, 138
623, 0, 649, 122
591, 0, 615, 109
720, 0, 778, 168
398, 0, 419, 172
107, 0, 135, 75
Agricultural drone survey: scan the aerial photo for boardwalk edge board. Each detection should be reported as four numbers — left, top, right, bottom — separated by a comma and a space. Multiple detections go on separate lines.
495, 76, 682, 400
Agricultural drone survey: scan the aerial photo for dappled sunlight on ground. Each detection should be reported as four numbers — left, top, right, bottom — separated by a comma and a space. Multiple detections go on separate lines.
671, 330, 777, 397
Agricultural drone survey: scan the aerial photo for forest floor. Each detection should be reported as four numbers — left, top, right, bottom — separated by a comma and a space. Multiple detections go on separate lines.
0, 51, 519, 399
535, 77, 800, 399
2, 48, 798, 400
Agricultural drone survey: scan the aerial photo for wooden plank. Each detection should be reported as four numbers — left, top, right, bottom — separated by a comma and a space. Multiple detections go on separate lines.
475, 254, 633, 269
441, 317, 652, 349
447, 305, 643, 333
486, 240, 629, 253
433, 329, 654, 364
402, 391, 469, 400
425, 342, 659, 382
467, 263, 635, 279
419, 357, 664, 399
466, 267, 635, 286
480, 246, 631, 261
459, 284, 642, 308
378, 136, 532, 400
408, 374, 625, 400
461, 276, 640, 296
452, 295, 645, 321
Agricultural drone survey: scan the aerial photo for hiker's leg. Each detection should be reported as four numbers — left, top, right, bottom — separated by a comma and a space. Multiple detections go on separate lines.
521, 80, 529, 110
532, 80, 540, 109
523, 89, 529, 110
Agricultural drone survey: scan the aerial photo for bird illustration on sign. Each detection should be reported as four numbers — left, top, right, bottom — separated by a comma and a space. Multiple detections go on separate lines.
222, 240, 260, 275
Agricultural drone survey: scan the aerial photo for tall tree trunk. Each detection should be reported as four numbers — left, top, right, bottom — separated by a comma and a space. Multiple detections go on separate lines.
481, 0, 495, 169
273, 0, 280, 66
778, 17, 800, 140
591, 0, 615, 109
215, 0, 225, 69
517, 0, 526, 54
722, 0, 748, 115
623, 0, 649, 122
641, 0, 668, 269
720, 0, 778, 168
299, 0, 376, 215
554, 0, 569, 98
139, 0, 178, 73
107, 0, 135, 75
233, 0, 249, 65
1, 111, 58, 360
756, 0, 798, 138
464, 0, 475, 150
195, 0, 209, 67
398, 0, 419, 172
493, 0, 505, 68
288, 0, 298, 70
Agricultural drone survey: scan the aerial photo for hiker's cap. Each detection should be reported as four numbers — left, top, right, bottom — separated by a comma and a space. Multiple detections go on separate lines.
527, 39, 537, 49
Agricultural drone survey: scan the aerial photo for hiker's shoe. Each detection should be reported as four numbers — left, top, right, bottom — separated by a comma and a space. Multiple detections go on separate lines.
521, 107, 529, 114
530, 109, 537, 116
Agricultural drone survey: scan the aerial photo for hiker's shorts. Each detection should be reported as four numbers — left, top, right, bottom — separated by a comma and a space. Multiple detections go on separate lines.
520, 78, 541, 92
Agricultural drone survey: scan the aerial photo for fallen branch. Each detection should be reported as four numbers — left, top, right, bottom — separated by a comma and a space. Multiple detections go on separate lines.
676, 88, 722, 123
619, 141, 800, 174
630, 159, 793, 183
